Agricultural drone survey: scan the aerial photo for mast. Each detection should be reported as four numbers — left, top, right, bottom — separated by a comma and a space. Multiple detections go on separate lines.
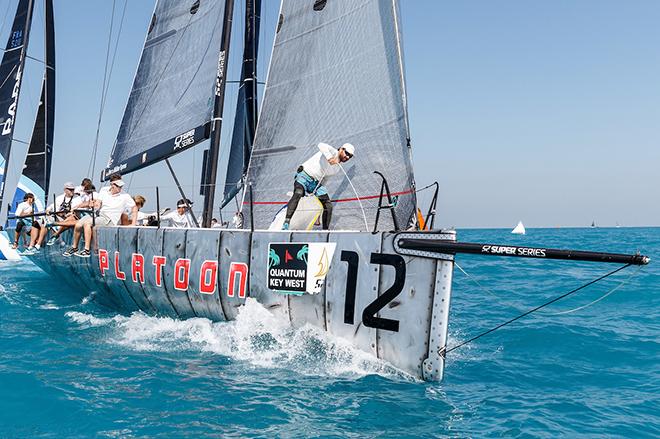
220, 0, 261, 209
201, 0, 235, 227
0, 0, 35, 227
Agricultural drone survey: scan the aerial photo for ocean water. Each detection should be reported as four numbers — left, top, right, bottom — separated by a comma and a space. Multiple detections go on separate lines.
0, 228, 658, 438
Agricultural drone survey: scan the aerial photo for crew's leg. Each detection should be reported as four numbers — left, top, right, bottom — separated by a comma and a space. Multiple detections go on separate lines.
284, 182, 306, 226
317, 193, 333, 230
29, 224, 40, 247
83, 222, 93, 251
72, 221, 83, 248
37, 222, 48, 246
13, 221, 23, 247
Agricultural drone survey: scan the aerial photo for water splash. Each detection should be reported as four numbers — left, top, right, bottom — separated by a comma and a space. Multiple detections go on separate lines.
66, 299, 405, 380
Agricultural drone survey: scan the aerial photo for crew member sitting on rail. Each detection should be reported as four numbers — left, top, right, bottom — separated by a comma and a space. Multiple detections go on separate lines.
44, 181, 91, 246
11, 193, 42, 253
162, 198, 196, 228
63, 178, 137, 258
282, 142, 354, 230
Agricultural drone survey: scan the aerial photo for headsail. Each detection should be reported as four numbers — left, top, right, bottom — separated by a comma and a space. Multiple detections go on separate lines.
220, 0, 261, 209
103, 0, 226, 179
11, 0, 55, 214
244, 0, 417, 231
0, 0, 35, 226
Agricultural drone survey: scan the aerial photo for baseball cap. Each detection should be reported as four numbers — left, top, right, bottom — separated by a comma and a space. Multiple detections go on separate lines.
341, 143, 355, 156
112, 179, 125, 187
177, 198, 193, 208
64, 182, 76, 190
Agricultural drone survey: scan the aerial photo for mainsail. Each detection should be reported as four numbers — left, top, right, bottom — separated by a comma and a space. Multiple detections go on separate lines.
244, 0, 417, 231
220, 0, 261, 209
0, 0, 35, 226
103, 0, 226, 179
11, 0, 55, 214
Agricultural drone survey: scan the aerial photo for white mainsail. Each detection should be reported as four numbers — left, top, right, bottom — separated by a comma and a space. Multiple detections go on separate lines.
511, 221, 526, 235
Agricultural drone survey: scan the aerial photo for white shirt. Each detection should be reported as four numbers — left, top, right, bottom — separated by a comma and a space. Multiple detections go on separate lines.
301, 143, 340, 182
47, 193, 82, 213
98, 191, 136, 225
162, 210, 196, 228
79, 191, 100, 204
15, 201, 34, 217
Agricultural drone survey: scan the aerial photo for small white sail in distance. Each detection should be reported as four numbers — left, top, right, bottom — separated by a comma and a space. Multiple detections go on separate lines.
511, 221, 526, 235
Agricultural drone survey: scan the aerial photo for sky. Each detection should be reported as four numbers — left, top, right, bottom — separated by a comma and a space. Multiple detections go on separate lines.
2, 0, 658, 228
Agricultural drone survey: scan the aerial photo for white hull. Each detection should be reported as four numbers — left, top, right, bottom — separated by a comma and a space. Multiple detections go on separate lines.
30, 226, 456, 381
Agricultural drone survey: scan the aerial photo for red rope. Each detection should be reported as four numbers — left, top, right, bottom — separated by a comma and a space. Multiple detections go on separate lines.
244, 189, 414, 205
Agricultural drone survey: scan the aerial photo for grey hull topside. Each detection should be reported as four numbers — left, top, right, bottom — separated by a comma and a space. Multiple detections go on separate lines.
30, 226, 456, 381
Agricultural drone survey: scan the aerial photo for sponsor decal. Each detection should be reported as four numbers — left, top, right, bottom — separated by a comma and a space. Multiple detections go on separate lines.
215, 50, 226, 96
2, 65, 22, 136
98, 249, 248, 298
105, 162, 127, 176
267, 243, 336, 295
174, 129, 196, 150
481, 245, 546, 258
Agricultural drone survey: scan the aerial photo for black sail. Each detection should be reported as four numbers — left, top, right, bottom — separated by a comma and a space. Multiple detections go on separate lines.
103, 0, 226, 179
220, 0, 260, 209
14, 0, 55, 211
0, 0, 34, 225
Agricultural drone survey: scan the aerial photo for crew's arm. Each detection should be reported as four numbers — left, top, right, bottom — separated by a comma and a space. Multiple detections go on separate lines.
318, 142, 338, 162
131, 206, 138, 226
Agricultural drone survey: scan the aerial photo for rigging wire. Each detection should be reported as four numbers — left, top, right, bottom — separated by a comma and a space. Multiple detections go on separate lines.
88, 0, 128, 179
455, 262, 526, 312
544, 265, 642, 316
337, 162, 369, 231
441, 263, 633, 356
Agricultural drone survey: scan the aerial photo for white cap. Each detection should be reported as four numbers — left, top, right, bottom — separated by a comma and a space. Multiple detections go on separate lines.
64, 182, 76, 190
113, 179, 125, 187
341, 143, 355, 156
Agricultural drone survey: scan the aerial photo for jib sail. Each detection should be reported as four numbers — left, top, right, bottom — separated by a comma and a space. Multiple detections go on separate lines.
103, 0, 227, 179
220, 0, 260, 209
0, 0, 35, 226
244, 0, 417, 231
12, 0, 55, 214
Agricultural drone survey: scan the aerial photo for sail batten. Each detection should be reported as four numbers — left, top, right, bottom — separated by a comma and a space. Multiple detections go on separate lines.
104, 0, 226, 179
244, 0, 416, 231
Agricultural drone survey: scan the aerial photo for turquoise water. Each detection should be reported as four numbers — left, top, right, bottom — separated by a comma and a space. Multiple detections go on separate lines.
1, 228, 658, 437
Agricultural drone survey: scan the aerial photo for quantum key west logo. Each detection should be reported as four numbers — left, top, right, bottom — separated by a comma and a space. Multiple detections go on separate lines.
267, 243, 336, 295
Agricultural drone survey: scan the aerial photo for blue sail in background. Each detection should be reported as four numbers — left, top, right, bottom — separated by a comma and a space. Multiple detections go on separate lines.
10, 0, 55, 219
0, 0, 35, 228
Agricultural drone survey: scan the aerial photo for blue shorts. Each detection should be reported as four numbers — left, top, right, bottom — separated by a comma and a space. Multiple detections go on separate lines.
295, 171, 327, 197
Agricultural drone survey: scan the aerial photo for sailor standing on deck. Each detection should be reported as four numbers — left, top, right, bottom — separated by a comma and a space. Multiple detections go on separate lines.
282, 142, 354, 230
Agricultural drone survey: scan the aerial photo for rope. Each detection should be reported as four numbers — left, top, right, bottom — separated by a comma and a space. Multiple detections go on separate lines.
455, 262, 526, 312
441, 263, 632, 356
336, 162, 369, 230
544, 265, 642, 315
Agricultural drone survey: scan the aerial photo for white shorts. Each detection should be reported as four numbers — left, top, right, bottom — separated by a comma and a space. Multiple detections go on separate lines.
78, 214, 113, 227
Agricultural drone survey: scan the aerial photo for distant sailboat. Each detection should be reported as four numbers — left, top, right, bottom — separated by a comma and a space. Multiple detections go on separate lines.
591, 220, 596, 228
511, 221, 525, 235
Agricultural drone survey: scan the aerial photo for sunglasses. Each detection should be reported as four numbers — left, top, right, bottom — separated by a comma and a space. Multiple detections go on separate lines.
344, 152, 353, 159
